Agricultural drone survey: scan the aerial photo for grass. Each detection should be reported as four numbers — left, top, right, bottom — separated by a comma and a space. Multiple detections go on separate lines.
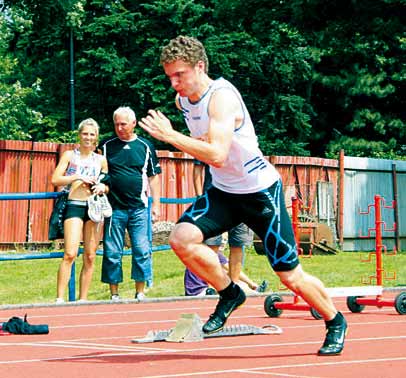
0, 247, 405, 306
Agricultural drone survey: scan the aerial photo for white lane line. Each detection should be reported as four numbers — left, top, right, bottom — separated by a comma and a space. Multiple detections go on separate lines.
133, 356, 406, 378
0, 334, 405, 364
236, 371, 325, 377
20, 316, 406, 330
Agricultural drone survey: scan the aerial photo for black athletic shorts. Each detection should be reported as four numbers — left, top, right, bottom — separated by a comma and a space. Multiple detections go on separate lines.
64, 200, 91, 222
178, 180, 299, 272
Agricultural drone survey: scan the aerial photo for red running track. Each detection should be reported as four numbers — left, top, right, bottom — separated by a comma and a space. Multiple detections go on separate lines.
0, 295, 405, 378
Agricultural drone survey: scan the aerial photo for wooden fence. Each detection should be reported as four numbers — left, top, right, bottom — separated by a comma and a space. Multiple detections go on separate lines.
0, 140, 339, 250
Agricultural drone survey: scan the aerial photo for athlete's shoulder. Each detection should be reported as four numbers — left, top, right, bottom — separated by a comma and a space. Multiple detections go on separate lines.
212, 77, 239, 93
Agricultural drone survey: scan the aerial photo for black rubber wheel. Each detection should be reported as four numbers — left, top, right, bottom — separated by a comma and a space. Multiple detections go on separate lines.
264, 294, 283, 317
346, 296, 365, 313
310, 307, 323, 320
394, 292, 406, 315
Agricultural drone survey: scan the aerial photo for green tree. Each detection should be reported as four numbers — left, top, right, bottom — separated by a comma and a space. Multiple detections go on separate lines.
2, 0, 405, 158
0, 9, 56, 140
289, 0, 406, 158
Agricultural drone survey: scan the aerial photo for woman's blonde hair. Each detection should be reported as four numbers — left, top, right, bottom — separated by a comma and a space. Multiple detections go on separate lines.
78, 118, 100, 136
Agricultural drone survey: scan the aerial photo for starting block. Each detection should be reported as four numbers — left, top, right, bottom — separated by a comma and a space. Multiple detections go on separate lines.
132, 313, 282, 343
166, 313, 203, 342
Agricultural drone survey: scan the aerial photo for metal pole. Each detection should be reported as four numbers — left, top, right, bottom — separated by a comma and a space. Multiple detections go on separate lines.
338, 149, 345, 248
69, 27, 75, 130
391, 163, 400, 251
375, 195, 383, 287
68, 261, 76, 301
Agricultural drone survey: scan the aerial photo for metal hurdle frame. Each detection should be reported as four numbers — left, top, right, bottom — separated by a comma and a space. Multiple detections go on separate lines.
264, 194, 406, 319
349, 194, 406, 313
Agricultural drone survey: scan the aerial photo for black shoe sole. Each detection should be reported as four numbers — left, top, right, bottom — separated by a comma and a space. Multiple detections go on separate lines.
317, 329, 348, 356
203, 325, 225, 335
202, 294, 246, 334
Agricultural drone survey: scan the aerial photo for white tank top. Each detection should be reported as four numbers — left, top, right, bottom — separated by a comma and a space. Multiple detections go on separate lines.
65, 149, 103, 184
178, 78, 279, 194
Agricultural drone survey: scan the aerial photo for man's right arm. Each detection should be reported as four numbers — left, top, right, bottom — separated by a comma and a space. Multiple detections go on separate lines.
139, 89, 240, 168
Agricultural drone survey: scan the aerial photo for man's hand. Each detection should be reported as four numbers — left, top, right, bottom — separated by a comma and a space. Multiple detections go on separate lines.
138, 110, 174, 142
91, 183, 107, 195
151, 203, 161, 222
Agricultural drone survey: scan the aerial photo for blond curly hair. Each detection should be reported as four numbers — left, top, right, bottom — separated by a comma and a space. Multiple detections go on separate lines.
160, 35, 209, 73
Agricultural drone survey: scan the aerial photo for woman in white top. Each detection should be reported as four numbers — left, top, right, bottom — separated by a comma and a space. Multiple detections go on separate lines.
51, 118, 108, 303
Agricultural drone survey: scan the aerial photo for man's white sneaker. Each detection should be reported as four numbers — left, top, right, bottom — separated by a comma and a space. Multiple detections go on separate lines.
135, 292, 146, 302
87, 194, 103, 223
99, 194, 112, 218
111, 294, 120, 302
55, 298, 65, 304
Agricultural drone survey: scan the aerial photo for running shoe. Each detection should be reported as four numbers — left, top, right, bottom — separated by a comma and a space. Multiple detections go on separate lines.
135, 292, 146, 302
202, 285, 246, 334
256, 280, 269, 293
55, 298, 65, 304
111, 294, 120, 302
87, 194, 103, 223
98, 193, 112, 218
318, 312, 347, 356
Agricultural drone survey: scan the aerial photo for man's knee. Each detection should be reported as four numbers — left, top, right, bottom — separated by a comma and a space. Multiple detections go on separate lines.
169, 223, 203, 254
277, 265, 304, 291
169, 224, 190, 251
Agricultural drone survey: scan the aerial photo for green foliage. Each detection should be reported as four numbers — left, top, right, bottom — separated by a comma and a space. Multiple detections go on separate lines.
0, 77, 55, 140
298, 0, 406, 158
58, 0, 86, 29
0, 12, 56, 140
326, 136, 405, 160
0, 0, 405, 157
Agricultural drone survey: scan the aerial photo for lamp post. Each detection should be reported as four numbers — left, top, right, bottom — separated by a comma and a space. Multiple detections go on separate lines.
68, 26, 75, 131
58, 0, 77, 131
